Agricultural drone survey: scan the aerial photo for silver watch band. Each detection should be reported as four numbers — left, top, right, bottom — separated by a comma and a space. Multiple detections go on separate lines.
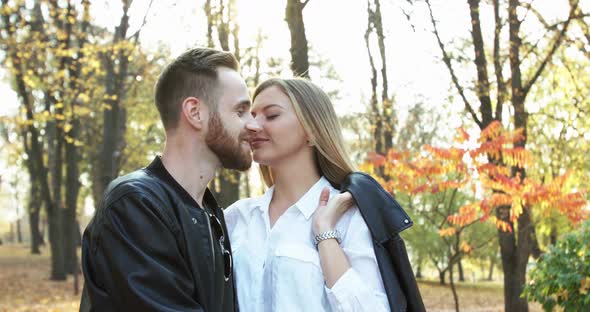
313, 229, 341, 247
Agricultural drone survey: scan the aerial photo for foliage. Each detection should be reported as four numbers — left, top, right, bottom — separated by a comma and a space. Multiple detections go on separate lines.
523, 220, 590, 311
363, 122, 587, 236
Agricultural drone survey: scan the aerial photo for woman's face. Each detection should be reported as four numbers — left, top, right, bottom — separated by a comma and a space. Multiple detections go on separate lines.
250, 86, 310, 166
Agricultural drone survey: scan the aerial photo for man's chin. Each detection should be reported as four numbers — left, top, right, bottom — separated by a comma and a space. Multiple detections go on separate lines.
221, 155, 252, 171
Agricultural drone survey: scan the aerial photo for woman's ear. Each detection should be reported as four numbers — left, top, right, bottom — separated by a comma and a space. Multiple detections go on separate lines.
182, 96, 205, 130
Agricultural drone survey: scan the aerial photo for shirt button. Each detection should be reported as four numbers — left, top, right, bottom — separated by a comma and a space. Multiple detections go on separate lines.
404, 219, 409, 224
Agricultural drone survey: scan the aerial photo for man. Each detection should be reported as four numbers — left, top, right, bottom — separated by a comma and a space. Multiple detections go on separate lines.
80, 48, 260, 311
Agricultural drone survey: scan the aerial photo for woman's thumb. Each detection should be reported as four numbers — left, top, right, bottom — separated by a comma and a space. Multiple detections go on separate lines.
319, 187, 330, 206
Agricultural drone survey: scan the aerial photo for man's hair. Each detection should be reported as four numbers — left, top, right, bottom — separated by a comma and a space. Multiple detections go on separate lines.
154, 48, 239, 130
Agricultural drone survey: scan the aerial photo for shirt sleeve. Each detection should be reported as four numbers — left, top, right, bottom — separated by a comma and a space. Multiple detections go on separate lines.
83, 192, 205, 312
324, 208, 390, 312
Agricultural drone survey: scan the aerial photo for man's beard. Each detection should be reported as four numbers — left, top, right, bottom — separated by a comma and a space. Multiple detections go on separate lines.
205, 112, 252, 171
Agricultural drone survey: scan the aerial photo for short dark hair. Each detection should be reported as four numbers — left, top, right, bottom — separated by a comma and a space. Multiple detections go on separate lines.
154, 48, 239, 129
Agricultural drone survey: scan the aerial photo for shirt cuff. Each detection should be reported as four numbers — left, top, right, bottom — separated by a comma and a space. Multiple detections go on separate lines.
325, 268, 364, 309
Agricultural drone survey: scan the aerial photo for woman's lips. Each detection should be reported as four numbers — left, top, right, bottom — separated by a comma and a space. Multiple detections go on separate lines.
250, 138, 268, 149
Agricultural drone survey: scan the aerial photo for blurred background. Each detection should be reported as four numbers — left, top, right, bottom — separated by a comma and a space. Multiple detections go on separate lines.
0, 0, 589, 311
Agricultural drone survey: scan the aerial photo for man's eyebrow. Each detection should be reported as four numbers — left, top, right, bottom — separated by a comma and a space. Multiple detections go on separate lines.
234, 100, 251, 110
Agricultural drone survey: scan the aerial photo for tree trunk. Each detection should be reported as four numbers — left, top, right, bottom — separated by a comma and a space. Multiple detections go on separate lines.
205, 0, 214, 48
365, 0, 393, 155
365, 3, 383, 155
458, 258, 465, 282
29, 206, 42, 254
487, 255, 495, 281
439, 269, 446, 285
48, 209, 66, 280
64, 127, 80, 274
210, 0, 241, 208
372, 0, 393, 152
22, 129, 42, 254
99, 1, 131, 198
550, 225, 557, 245
216, 169, 240, 208
416, 263, 422, 279
285, 0, 310, 78
14, 183, 23, 243
425, 0, 577, 309
449, 261, 460, 312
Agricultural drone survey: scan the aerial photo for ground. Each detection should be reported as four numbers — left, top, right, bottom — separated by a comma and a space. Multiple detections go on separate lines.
0, 244, 543, 311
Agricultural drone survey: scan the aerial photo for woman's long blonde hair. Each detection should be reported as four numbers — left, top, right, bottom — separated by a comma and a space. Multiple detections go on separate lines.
252, 78, 355, 188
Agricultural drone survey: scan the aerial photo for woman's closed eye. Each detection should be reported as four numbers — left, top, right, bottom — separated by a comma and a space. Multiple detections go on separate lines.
266, 114, 279, 120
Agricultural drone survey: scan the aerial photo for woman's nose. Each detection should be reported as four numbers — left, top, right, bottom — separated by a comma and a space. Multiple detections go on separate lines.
246, 117, 262, 132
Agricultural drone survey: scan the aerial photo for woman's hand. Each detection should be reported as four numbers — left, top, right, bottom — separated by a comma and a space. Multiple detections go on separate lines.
312, 187, 355, 236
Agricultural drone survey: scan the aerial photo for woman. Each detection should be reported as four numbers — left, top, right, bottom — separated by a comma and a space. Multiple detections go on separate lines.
224, 78, 390, 311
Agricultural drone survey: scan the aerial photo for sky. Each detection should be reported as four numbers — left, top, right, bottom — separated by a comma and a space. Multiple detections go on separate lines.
2, 0, 577, 121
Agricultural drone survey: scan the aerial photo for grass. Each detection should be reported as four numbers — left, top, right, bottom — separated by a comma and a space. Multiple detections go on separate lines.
0, 243, 543, 311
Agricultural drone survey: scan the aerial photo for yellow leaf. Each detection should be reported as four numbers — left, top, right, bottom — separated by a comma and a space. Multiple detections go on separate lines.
580, 276, 590, 295
55, 102, 64, 109
460, 241, 472, 253
78, 93, 90, 103
63, 123, 72, 133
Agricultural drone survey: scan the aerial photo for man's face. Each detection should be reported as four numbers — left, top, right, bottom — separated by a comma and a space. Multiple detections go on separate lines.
205, 67, 257, 171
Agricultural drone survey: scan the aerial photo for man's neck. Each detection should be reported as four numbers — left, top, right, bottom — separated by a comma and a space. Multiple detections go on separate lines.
161, 137, 218, 207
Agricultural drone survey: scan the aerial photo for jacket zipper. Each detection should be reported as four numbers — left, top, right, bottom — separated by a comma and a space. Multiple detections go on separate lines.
205, 210, 216, 271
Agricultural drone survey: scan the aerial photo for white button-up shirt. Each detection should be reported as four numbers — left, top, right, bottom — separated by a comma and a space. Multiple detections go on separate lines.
224, 177, 390, 312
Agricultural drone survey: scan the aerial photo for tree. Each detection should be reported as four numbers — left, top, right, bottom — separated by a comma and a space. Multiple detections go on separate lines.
285, 0, 310, 78
203, 0, 243, 207
0, 0, 154, 282
363, 122, 587, 311
364, 0, 394, 156
418, 0, 584, 309
0, 0, 95, 280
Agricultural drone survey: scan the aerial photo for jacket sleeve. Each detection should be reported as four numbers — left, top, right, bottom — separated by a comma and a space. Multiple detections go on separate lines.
83, 192, 204, 312
324, 208, 390, 312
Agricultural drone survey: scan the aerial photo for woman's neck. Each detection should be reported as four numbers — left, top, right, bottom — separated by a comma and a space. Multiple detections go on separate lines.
270, 150, 321, 209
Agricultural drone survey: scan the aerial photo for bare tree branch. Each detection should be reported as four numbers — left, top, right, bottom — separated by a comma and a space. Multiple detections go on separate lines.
301, 0, 310, 9
468, 0, 493, 124
493, 0, 506, 120
425, 0, 482, 128
523, 0, 578, 94
128, 0, 154, 42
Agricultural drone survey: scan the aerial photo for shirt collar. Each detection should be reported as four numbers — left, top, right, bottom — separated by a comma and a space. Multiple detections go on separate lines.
253, 176, 332, 220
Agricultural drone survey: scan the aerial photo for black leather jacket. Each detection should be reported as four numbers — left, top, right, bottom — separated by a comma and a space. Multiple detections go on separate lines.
80, 157, 236, 312
341, 172, 425, 312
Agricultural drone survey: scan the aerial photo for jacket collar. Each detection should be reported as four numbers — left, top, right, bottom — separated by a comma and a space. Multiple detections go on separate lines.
145, 156, 218, 210
341, 172, 412, 243
253, 176, 331, 220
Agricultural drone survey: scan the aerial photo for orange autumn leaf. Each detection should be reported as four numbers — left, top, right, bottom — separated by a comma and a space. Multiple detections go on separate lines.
439, 227, 457, 237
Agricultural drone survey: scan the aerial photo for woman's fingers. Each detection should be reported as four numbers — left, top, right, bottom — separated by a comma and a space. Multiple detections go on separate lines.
319, 187, 330, 207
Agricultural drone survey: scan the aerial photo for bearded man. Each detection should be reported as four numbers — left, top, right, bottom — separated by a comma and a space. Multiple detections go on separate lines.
80, 48, 260, 312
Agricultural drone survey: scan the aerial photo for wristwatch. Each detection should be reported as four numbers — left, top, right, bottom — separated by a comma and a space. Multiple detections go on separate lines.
313, 229, 342, 247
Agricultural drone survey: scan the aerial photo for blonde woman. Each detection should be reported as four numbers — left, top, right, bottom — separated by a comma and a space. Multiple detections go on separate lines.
224, 78, 390, 311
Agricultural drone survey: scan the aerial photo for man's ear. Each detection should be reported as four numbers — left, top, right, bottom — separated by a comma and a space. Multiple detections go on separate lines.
181, 96, 205, 130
